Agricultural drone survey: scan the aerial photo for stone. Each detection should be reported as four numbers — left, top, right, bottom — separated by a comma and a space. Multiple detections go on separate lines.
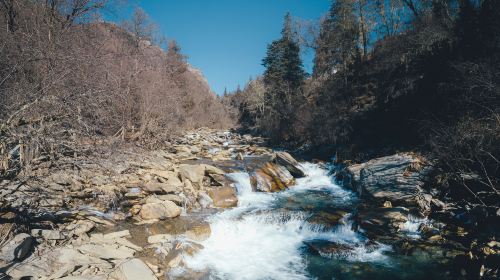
31, 229, 64, 240
166, 252, 183, 268
147, 169, 176, 180
307, 210, 348, 228
166, 176, 184, 189
148, 234, 174, 244
250, 162, 295, 192
208, 174, 231, 187
356, 206, 409, 237
343, 153, 433, 212
191, 146, 201, 154
102, 230, 130, 239
58, 276, 107, 280
198, 191, 213, 208
274, 151, 305, 178
175, 146, 191, 154
0, 233, 33, 262
157, 194, 184, 205
111, 258, 158, 280
202, 164, 225, 175
207, 186, 238, 208
185, 224, 211, 242
7, 248, 111, 279
140, 201, 181, 220
67, 220, 95, 236
306, 241, 354, 256
236, 152, 244, 160
76, 243, 135, 259
179, 164, 205, 187
143, 181, 177, 194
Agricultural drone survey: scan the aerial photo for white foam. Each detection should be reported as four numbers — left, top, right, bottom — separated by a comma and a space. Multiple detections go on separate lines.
183, 212, 311, 280
181, 163, 390, 279
400, 214, 431, 239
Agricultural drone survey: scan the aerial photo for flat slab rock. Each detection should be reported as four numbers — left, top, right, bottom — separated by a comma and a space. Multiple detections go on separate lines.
344, 153, 433, 208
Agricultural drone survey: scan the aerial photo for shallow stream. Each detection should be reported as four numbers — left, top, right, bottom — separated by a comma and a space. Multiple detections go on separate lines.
164, 161, 454, 280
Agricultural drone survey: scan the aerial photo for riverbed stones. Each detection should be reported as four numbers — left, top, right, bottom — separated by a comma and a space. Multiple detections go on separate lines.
143, 181, 177, 194
251, 162, 295, 192
111, 258, 158, 280
306, 241, 355, 256
207, 186, 238, 208
76, 243, 135, 259
307, 210, 348, 228
140, 200, 181, 220
179, 164, 205, 187
31, 229, 64, 240
202, 164, 225, 175
148, 234, 174, 244
274, 151, 305, 178
355, 206, 409, 237
343, 153, 433, 213
0, 233, 33, 262
185, 223, 212, 242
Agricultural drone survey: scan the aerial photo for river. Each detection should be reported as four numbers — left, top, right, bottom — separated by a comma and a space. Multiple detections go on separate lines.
167, 161, 452, 280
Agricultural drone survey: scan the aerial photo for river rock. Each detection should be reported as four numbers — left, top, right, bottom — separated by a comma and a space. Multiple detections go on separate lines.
185, 223, 212, 242
202, 164, 225, 175
148, 234, 174, 244
140, 201, 181, 220
111, 258, 158, 280
307, 210, 348, 228
143, 181, 177, 194
306, 241, 354, 256
7, 247, 112, 279
66, 220, 95, 236
0, 233, 33, 262
251, 162, 295, 192
343, 153, 433, 213
31, 229, 64, 240
179, 164, 205, 187
157, 194, 184, 205
274, 151, 305, 178
76, 243, 135, 259
207, 186, 238, 208
355, 206, 409, 237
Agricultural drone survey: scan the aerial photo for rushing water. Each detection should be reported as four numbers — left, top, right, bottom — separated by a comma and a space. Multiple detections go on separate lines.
172, 162, 452, 280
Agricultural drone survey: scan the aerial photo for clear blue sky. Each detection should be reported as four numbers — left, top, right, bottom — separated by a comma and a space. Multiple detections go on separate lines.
113, 0, 330, 95
111, 0, 331, 94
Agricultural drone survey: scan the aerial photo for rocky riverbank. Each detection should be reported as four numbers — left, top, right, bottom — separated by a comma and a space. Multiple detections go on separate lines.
0, 129, 498, 279
337, 153, 499, 279
0, 129, 277, 279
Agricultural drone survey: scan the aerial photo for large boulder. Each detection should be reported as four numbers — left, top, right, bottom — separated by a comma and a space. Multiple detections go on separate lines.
179, 164, 205, 187
202, 164, 225, 175
274, 152, 305, 178
140, 200, 181, 220
207, 186, 238, 208
0, 233, 33, 262
354, 206, 409, 238
6, 248, 112, 279
343, 153, 433, 213
142, 181, 177, 194
250, 162, 295, 192
111, 258, 158, 280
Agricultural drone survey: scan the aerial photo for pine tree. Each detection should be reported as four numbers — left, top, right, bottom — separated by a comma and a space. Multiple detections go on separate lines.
261, 12, 306, 142
313, 0, 359, 79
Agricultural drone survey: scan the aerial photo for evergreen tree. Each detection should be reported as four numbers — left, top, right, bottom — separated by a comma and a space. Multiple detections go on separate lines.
313, 0, 359, 79
261, 12, 306, 142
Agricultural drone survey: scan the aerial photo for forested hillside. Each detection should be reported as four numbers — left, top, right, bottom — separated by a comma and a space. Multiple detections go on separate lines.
226, 0, 499, 209
0, 0, 232, 178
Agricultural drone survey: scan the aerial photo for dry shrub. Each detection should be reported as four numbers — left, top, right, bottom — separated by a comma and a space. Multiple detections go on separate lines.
0, 0, 233, 177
